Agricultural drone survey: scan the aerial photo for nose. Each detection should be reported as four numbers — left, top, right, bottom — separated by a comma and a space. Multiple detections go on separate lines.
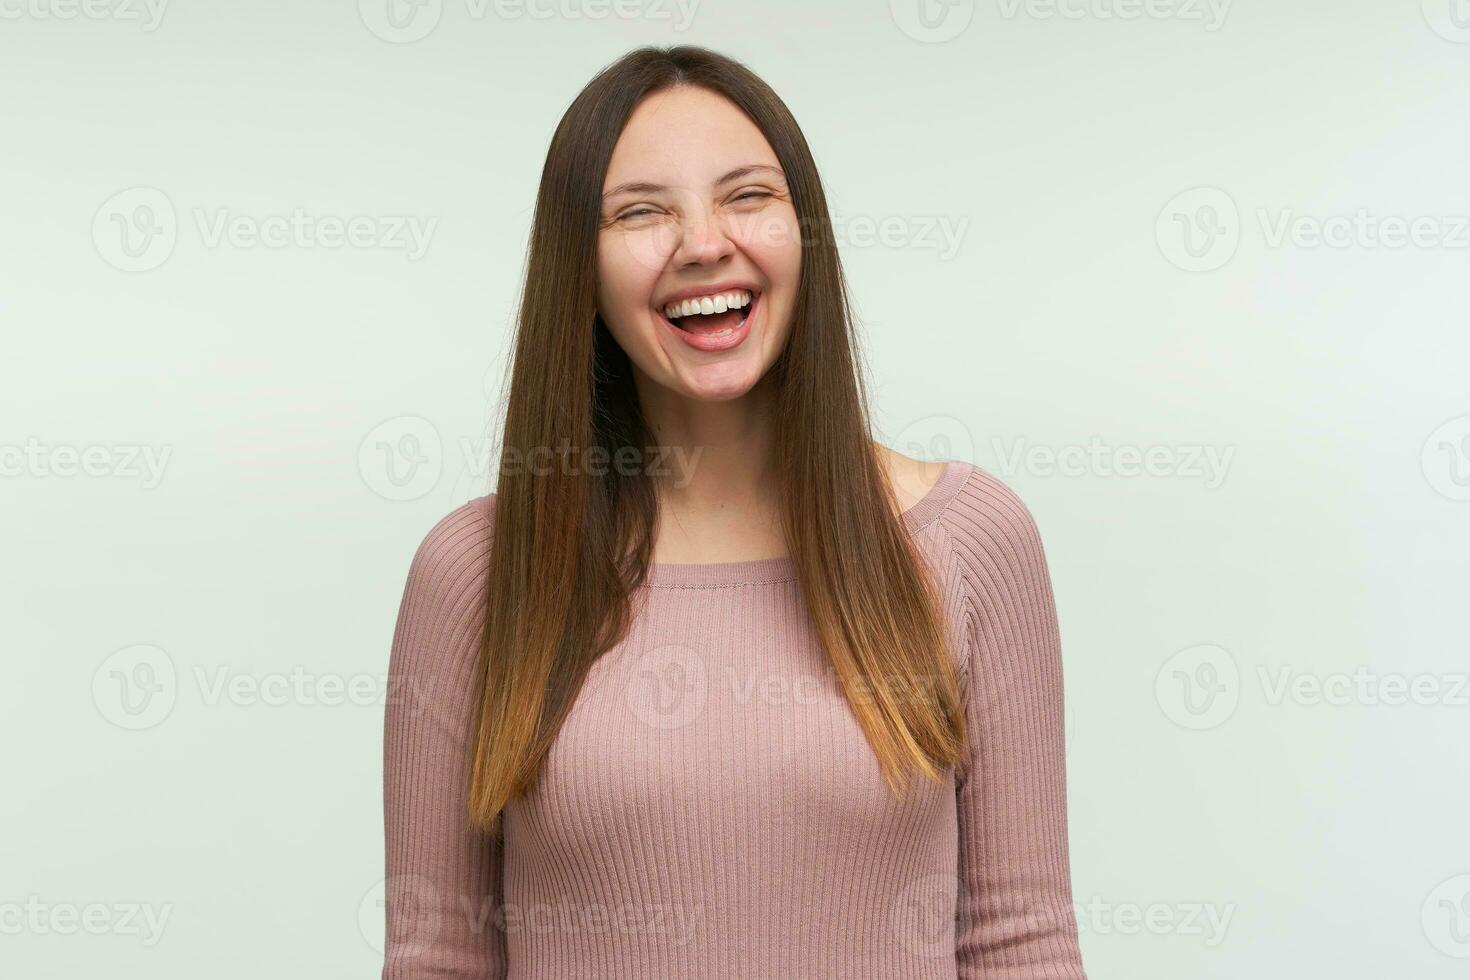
671, 197, 736, 269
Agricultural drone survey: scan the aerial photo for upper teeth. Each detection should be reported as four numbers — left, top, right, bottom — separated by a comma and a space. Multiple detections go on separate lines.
664, 289, 753, 319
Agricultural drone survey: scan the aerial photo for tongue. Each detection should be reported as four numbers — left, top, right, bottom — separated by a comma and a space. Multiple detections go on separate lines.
678, 308, 743, 334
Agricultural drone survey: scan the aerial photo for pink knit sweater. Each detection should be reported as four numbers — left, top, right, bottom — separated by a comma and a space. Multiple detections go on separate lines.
381, 459, 1087, 978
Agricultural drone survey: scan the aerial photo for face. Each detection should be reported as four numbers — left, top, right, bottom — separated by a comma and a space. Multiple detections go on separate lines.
596, 85, 803, 403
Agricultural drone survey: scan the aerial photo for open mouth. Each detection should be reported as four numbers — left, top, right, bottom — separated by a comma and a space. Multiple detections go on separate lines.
660, 289, 758, 340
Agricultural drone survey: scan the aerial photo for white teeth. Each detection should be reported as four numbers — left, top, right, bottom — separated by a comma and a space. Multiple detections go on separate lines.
663, 289, 752, 320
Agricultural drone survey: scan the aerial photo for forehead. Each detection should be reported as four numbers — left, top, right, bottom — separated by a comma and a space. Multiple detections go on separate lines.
602, 86, 779, 193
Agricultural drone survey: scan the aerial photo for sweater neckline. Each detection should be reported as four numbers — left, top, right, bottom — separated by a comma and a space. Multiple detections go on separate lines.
643, 459, 971, 589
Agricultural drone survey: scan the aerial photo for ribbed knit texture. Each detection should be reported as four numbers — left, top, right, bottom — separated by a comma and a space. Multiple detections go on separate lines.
381, 460, 1087, 979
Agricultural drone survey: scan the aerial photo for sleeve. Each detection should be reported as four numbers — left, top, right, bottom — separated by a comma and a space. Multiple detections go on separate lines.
950, 473, 1087, 979
381, 500, 508, 980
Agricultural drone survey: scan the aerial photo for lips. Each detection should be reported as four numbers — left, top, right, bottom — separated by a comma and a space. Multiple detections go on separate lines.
669, 300, 749, 335
658, 290, 759, 353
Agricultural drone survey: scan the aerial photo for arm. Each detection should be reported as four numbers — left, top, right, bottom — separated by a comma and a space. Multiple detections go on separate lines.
382, 500, 508, 980
952, 475, 1087, 979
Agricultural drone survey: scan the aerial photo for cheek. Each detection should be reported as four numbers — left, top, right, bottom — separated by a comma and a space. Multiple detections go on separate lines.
597, 236, 660, 351
601, 224, 680, 282
730, 207, 803, 286
599, 242, 649, 312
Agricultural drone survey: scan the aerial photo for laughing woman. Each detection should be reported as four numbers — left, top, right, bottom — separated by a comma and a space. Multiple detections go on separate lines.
381, 45, 1087, 980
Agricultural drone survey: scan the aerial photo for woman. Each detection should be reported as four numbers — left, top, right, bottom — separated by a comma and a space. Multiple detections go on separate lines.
382, 45, 1086, 979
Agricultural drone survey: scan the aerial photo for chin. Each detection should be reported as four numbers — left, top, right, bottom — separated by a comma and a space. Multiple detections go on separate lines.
671, 364, 765, 402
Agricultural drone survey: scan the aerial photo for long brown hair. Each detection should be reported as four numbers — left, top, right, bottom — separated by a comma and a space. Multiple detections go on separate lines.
468, 44, 964, 832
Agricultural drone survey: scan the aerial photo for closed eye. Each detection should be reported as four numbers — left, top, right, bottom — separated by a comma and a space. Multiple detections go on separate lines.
617, 192, 768, 222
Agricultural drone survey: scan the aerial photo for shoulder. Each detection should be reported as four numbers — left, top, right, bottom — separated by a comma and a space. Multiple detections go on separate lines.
922, 462, 1057, 665
934, 461, 1049, 563
388, 495, 500, 721
400, 493, 498, 603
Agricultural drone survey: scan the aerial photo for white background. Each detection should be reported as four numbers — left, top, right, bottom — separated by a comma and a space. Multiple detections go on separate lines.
3, 1, 1469, 977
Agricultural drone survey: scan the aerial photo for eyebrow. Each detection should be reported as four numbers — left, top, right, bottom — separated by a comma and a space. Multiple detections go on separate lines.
601, 164, 786, 202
